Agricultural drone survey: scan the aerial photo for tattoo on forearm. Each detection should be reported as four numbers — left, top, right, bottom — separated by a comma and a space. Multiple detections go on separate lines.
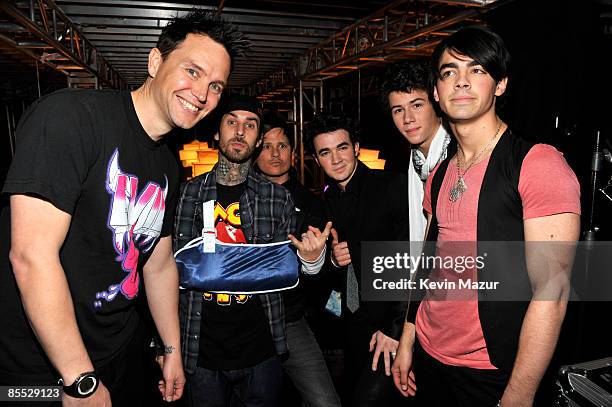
164, 345, 175, 355
216, 154, 250, 186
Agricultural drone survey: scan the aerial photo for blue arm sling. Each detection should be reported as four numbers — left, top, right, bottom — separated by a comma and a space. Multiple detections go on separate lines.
175, 237, 299, 293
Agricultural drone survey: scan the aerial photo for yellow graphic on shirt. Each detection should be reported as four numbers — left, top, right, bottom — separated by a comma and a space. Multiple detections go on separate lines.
214, 202, 241, 226
203, 200, 250, 305
214, 201, 246, 244
203, 292, 251, 306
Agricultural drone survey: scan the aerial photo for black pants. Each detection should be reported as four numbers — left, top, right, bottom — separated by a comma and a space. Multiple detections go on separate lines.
98, 326, 149, 406
344, 314, 409, 407
413, 340, 509, 407
1, 324, 149, 407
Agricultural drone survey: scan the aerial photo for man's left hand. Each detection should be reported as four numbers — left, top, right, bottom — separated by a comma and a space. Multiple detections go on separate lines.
289, 221, 332, 262
156, 349, 186, 403
370, 330, 399, 376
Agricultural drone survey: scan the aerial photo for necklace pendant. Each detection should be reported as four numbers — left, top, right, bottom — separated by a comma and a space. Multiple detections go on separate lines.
449, 176, 467, 202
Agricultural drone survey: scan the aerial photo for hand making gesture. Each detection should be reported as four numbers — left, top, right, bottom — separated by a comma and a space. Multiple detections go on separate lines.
289, 221, 333, 262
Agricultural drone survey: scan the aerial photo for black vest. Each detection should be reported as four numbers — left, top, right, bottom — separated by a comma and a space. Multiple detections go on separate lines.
409, 129, 535, 372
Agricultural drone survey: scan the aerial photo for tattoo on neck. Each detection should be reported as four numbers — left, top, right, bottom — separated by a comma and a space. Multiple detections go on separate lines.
216, 155, 250, 186
164, 345, 175, 355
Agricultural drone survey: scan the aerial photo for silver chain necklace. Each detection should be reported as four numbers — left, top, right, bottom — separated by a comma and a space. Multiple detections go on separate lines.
449, 120, 502, 202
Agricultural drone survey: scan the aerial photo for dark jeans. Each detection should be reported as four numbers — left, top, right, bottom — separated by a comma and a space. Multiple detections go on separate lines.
187, 356, 282, 407
344, 314, 408, 407
282, 317, 341, 407
413, 340, 510, 407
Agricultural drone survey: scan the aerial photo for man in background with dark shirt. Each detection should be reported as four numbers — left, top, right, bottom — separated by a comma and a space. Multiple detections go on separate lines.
305, 114, 409, 406
255, 112, 341, 407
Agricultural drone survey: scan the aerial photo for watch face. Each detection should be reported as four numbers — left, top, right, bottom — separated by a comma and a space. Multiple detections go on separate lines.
77, 375, 98, 396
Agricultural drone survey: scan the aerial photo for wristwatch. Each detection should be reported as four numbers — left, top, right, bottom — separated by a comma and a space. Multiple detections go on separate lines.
59, 371, 99, 398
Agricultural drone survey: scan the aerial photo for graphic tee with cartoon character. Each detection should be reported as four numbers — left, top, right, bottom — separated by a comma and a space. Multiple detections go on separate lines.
197, 182, 275, 370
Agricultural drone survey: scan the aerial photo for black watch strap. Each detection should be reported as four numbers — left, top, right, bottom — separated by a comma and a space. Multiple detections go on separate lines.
60, 371, 99, 398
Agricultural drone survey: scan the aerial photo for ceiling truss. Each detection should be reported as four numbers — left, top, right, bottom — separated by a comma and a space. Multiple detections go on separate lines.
0, 0, 514, 96
251, 0, 512, 101
0, 0, 128, 89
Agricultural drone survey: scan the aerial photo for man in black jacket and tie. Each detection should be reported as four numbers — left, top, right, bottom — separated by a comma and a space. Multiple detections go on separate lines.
305, 114, 409, 406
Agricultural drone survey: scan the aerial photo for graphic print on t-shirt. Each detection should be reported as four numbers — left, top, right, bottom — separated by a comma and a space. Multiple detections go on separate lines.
204, 199, 252, 305
95, 149, 167, 308
203, 292, 250, 305
214, 201, 246, 244
198, 183, 274, 369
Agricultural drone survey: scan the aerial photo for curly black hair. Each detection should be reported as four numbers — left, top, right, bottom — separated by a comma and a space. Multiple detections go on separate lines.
380, 59, 436, 112
304, 114, 359, 155
156, 9, 251, 70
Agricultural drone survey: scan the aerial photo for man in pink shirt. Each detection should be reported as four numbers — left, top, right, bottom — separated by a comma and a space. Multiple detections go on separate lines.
392, 26, 581, 407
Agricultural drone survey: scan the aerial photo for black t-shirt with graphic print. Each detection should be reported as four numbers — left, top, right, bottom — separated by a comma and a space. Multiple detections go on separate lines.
197, 182, 274, 370
0, 89, 179, 383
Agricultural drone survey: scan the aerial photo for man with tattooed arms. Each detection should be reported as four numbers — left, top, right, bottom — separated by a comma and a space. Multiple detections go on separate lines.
175, 95, 330, 407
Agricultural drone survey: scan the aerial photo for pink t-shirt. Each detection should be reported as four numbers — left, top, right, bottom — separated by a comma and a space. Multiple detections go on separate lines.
416, 143, 581, 369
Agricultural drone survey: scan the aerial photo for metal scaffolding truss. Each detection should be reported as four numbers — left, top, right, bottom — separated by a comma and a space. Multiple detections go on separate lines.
292, 80, 324, 185
38, 0, 382, 88
0, 0, 127, 89
250, 0, 513, 101
0, 0, 515, 96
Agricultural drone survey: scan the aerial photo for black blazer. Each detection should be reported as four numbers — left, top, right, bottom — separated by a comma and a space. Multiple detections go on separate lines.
324, 161, 409, 339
